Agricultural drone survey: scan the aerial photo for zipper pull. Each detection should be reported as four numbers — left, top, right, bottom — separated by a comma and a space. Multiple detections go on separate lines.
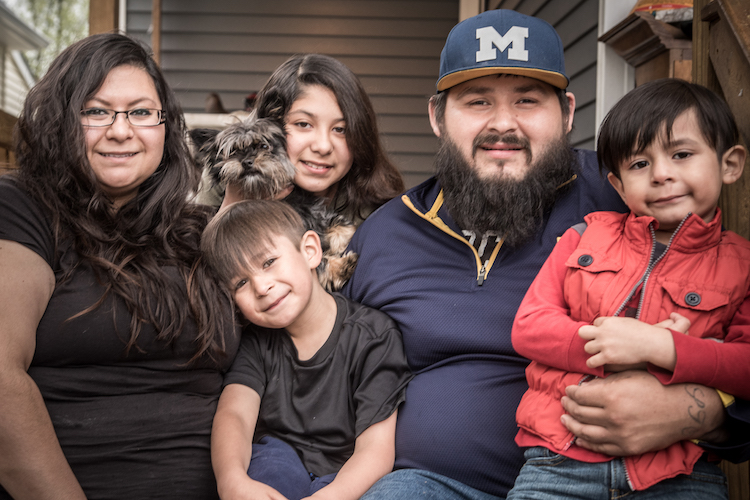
477, 262, 488, 286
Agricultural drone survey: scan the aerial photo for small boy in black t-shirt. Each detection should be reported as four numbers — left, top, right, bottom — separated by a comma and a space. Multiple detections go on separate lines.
202, 200, 412, 500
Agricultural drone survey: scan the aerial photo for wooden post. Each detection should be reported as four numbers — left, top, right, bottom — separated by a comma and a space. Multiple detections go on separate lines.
693, 0, 720, 90
89, 0, 118, 35
459, 0, 482, 21
0, 110, 17, 174
152, 0, 162, 65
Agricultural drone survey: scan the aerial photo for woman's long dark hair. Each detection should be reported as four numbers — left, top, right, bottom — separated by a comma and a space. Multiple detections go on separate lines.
13, 33, 232, 362
254, 54, 404, 220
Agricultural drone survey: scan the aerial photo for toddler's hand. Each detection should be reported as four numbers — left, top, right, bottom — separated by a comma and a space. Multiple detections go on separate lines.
653, 312, 690, 335
578, 316, 677, 371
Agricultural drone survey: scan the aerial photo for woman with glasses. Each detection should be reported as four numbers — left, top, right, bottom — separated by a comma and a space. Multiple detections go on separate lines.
0, 33, 238, 499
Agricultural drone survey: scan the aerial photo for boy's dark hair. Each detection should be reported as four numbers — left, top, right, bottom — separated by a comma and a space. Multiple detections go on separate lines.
597, 78, 740, 179
201, 200, 307, 287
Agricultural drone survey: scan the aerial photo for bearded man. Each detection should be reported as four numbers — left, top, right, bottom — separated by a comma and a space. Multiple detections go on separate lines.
344, 9, 744, 500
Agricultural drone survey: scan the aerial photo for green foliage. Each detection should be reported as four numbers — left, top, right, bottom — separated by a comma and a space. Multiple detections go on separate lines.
4, 0, 89, 79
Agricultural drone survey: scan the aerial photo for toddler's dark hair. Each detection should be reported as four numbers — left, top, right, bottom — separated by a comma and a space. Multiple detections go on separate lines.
597, 78, 739, 179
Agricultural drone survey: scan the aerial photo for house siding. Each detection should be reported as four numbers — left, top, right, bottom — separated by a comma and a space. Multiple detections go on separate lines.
1, 48, 31, 117
127, 0, 460, 188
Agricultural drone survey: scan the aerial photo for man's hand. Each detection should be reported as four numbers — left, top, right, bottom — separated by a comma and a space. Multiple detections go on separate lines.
560, 370, 726, 456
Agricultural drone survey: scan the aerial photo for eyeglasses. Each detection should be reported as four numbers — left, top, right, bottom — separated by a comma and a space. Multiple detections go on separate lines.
80, 107, 165, 127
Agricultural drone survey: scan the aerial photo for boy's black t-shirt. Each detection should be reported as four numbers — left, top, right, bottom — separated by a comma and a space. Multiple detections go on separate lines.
224, 293, 412, 477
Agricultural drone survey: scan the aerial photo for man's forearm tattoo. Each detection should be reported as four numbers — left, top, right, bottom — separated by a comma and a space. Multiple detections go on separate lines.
682, 385, 706, 436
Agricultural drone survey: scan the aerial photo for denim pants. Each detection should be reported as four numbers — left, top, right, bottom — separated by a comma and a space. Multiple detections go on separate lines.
248, 436, 337, 500
360, 468, 505, 500
506, 447, 728, 500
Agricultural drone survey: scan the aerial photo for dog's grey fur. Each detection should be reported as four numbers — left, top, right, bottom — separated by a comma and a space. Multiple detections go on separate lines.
190, 115, 357, 292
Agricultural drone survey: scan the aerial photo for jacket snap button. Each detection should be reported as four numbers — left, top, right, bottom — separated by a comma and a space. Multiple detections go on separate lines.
685, 292, 701, 306
578, 255, 593, 267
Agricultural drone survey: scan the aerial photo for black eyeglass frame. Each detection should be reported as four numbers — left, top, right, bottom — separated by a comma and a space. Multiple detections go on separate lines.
80, 108, 166, 127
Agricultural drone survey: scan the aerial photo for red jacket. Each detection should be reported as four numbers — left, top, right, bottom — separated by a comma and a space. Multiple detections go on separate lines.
512, 210, 750, 490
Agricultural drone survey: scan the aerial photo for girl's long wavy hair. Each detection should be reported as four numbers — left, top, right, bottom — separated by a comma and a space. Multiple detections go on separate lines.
13, 33, 232, 362
254, 54, 405, 220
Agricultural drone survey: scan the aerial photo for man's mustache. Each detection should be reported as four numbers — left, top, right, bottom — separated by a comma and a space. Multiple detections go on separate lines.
471, 133, 530, 159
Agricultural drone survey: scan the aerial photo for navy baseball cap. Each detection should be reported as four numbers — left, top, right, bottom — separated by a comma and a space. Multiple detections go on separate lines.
437, 9, 569, 92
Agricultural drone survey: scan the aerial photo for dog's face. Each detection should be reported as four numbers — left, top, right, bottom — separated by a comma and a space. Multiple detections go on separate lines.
190, 116, 296, 199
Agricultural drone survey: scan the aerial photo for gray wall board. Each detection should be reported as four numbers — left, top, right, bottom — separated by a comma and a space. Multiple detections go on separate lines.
158, 15, 455, 39
159, 34, 448, 58
167, 72, 437, 100
534, 0, 584, 25
383, 134, 438, 153
564, 29, 599, 79
568, 64, 597, 110
160, 0, 458, 19
511, 0, 550, 16
570, 100, 596, 150
161, 53, 439, 78
378, 115, 434, 135
553, 0, 598, 48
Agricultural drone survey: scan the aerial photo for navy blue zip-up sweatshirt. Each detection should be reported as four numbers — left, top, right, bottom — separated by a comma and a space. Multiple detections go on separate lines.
344, 149, 625, 496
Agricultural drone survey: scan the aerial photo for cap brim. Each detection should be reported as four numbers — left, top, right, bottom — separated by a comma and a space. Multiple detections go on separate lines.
437, 66, 569, 91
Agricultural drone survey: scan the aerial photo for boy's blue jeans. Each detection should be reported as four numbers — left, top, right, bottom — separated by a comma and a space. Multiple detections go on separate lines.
248, 436, 337, 500
506, 446, 728, 500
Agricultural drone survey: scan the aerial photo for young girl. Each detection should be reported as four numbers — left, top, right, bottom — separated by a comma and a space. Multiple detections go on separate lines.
222, 54, 404, 224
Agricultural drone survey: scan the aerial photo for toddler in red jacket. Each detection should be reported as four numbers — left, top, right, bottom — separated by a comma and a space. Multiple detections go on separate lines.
508, 79, 750, 499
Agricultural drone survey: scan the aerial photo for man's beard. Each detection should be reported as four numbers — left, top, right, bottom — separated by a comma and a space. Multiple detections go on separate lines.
435, 131, 576, 247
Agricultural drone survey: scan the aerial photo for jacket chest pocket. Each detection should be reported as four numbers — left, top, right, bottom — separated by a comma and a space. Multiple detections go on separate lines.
658, 279, 733, 339
564, 250, 624, 322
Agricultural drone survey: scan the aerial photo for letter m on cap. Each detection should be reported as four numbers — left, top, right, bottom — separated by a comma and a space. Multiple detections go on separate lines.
475, 26, 529, 62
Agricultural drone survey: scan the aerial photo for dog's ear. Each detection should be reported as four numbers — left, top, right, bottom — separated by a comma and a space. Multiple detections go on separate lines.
189, 128, 219, 152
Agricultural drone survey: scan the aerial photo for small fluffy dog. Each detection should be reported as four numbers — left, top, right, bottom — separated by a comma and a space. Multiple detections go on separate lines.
190, 115, 357, 292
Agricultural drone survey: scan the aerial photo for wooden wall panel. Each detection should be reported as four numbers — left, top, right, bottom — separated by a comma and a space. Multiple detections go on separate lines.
127, 0, 458, 187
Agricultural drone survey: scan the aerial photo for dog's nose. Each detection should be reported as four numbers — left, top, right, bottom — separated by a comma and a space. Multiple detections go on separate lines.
242, 158, 255, 170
